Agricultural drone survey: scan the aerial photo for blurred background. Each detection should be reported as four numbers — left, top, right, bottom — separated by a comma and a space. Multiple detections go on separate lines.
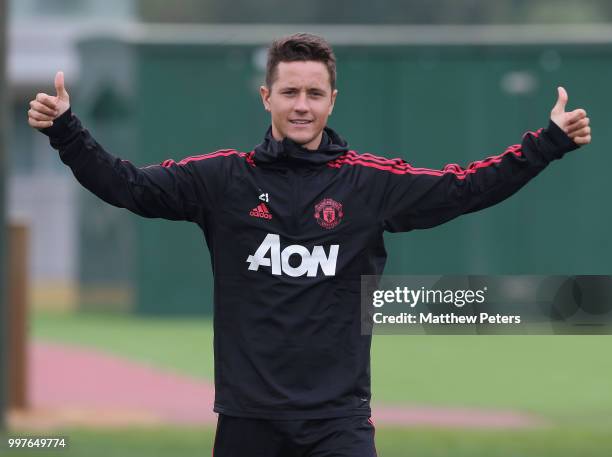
1, 0, 612, 456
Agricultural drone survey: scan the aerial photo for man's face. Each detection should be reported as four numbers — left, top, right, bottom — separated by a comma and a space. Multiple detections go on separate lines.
260, 61, 338, 150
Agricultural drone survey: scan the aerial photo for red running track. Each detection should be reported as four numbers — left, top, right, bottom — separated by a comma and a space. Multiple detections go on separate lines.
23, 341, 545, 428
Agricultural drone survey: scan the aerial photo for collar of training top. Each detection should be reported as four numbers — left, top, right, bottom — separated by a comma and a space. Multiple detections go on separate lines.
253, 126, 349, 167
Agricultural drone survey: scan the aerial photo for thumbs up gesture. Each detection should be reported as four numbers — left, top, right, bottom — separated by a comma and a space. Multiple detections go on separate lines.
550, 87, 591, 146
27, 71, 71, 129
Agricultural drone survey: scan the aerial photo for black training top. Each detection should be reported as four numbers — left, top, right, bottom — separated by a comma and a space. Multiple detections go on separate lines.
41, 110, 579, 419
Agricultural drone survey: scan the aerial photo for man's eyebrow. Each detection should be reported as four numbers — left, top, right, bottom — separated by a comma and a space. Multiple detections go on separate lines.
278, 85, 327, 92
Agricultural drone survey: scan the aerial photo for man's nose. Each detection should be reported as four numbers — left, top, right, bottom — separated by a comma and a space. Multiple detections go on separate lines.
293, 92, 309, 112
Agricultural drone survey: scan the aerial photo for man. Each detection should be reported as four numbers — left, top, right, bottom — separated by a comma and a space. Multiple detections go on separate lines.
28, 33, 590, 456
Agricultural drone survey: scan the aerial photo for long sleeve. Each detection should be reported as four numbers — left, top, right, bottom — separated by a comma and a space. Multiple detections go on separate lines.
40, 109, 213, 222
363, 120, 580, 232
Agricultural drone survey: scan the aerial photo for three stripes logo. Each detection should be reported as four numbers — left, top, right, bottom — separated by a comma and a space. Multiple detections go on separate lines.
249, 203, 272, 220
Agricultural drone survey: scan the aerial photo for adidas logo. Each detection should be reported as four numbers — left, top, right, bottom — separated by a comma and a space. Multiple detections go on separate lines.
249, 203, 272, 220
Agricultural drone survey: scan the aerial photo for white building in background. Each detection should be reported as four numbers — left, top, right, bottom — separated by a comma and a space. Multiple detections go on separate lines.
7, 0, 136, 308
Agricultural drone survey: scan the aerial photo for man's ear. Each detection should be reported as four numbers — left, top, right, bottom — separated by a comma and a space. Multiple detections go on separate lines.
260, 85, 271, 112
329, 89, 338, 116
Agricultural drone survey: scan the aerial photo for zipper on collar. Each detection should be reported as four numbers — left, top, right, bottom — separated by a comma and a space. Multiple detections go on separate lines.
291, 168, 300, 234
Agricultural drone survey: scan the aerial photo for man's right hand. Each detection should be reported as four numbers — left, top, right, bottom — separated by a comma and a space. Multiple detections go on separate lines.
27, 71, 71, 129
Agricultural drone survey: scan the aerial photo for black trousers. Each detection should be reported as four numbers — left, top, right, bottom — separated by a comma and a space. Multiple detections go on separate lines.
212, 414, 378, 457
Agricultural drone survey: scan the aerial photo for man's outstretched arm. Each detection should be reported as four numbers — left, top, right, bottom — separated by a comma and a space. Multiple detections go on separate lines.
28, 71, 210, 222
366, 87, 591, 232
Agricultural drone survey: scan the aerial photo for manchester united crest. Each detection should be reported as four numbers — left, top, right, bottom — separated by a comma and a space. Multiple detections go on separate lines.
314, 198, 343, 229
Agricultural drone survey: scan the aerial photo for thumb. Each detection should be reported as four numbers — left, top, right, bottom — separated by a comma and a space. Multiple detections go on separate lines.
54, 71, 69, 100
552, 86, 568, 114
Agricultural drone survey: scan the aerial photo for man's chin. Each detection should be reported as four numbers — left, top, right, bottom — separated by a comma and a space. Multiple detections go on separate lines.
287, 135, 311, 145
286, 133, 320, 149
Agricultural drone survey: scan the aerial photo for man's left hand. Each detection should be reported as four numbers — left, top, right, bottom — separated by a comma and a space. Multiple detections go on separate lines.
550, 86, 591, 146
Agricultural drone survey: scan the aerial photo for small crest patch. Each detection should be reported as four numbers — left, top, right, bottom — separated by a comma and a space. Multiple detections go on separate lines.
314, 198, 343, 229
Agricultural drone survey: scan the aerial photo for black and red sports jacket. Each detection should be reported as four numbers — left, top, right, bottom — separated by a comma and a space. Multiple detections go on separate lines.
42, 109, 579, 419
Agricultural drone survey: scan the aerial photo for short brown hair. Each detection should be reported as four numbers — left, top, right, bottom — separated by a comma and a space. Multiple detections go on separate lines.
266, 33, 337, 91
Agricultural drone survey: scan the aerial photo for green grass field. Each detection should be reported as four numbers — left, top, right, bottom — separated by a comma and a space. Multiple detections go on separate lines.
22, 310, 612, 456
4, 426, 612, 457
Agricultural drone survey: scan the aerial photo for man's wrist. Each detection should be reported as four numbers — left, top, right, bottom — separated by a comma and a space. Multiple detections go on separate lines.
546, 118, 580, 153
39, 107, 75, 141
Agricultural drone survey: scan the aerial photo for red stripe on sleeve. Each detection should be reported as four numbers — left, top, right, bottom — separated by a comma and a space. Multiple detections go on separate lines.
329, 142, 524, 180
155, 149, 256, 168
178, 149, 244, 165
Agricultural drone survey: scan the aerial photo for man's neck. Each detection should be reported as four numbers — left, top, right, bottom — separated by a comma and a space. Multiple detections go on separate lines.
271, 128, 324, 151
